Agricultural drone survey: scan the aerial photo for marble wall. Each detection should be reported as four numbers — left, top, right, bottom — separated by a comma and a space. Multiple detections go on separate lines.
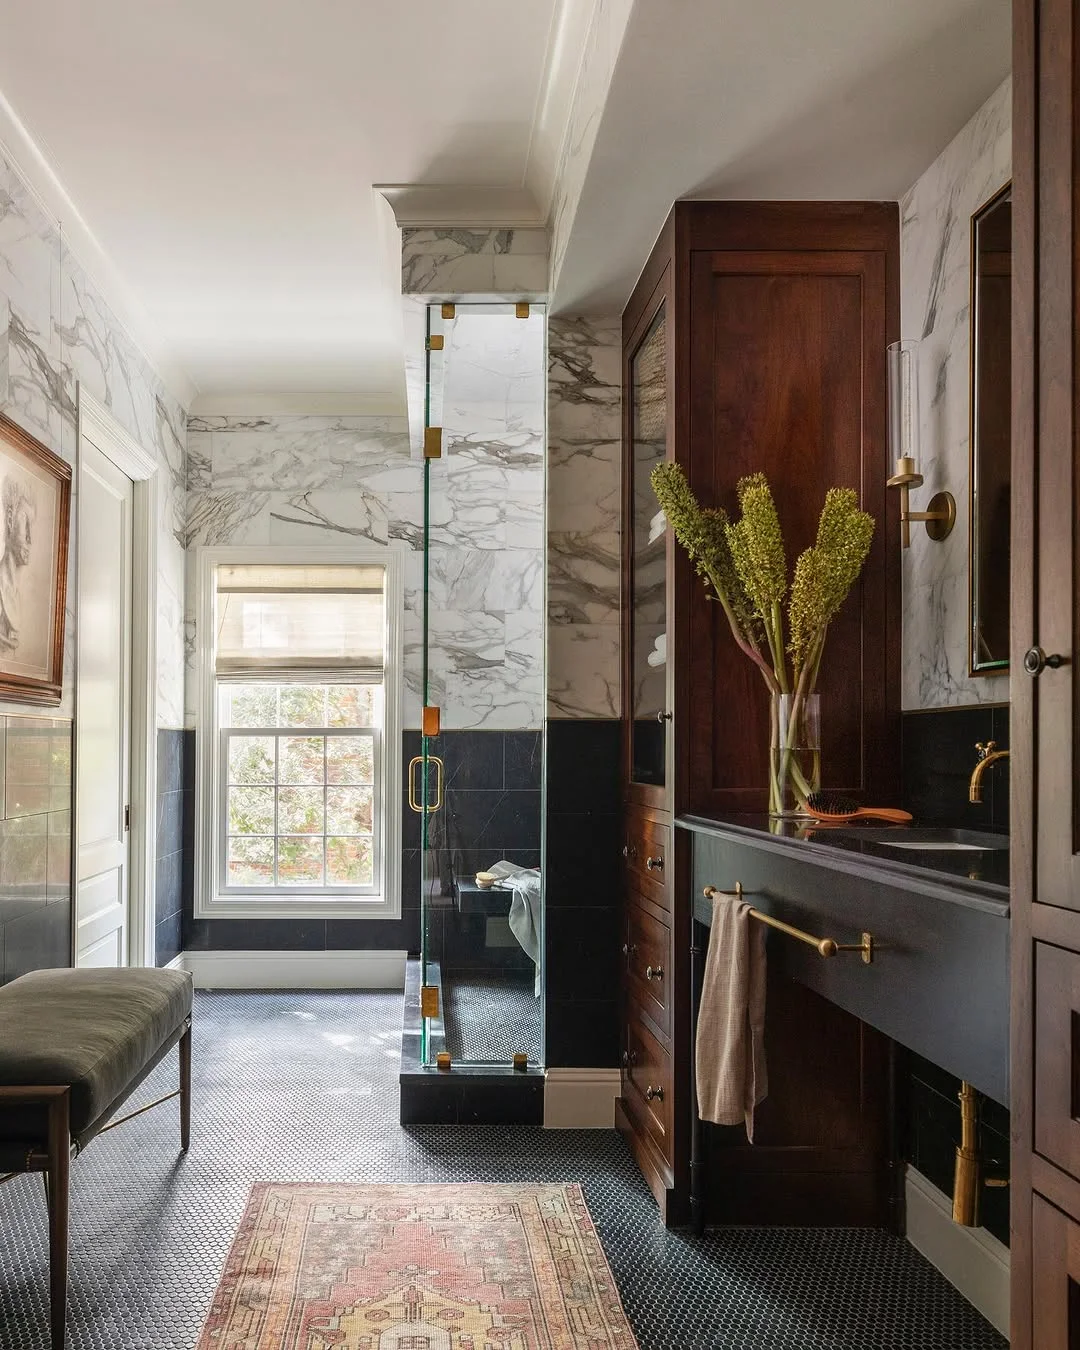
899, 77, 1011, 710
0, 145, 188, 729
546, 317, 622, 718
186, 365, 547, 733
401, 229, 548, 298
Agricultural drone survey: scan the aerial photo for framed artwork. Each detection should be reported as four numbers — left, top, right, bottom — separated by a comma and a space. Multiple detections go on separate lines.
0, 413, 71, 705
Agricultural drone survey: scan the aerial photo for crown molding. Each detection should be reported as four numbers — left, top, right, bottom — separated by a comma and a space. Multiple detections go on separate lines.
0, 88, 198, 412
375, 183, 547, 230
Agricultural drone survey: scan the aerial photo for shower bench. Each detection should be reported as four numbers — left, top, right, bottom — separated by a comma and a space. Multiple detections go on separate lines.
0, 966, 193, 1349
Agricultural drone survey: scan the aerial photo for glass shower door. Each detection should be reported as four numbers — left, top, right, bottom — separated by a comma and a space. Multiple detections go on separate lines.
416, 301, 546, 1069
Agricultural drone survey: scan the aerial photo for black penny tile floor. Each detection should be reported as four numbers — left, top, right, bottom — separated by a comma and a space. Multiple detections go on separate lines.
0, 991, 1006, 1350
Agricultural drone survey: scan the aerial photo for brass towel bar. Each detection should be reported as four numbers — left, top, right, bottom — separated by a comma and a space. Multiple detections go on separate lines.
702, 882, 874, 964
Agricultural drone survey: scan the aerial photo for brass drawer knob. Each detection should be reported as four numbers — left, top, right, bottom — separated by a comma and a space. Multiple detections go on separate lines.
645, 855, 664, 872
645, 964, 664, 982
1024, 645, 1068, 676
644, 1085, 664, 1102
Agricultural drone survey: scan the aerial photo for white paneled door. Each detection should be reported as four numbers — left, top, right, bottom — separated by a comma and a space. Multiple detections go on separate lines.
75, 435, 133, 967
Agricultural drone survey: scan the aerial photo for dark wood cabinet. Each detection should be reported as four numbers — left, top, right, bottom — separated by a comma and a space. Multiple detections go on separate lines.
617, 201, 900, 1223
1012, 1, 1080, 1345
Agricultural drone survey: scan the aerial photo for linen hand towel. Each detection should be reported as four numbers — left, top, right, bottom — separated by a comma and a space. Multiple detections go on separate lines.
695, 890, 768, 1140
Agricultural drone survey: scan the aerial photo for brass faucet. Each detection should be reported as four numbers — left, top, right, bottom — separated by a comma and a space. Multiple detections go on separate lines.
968, 741, 1010, 803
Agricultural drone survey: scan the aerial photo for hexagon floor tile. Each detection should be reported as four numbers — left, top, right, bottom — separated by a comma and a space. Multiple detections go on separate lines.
0, 991, 1007, 1350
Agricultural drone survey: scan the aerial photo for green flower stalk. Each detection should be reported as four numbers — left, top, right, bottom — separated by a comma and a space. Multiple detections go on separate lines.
650, 464, 875, 811
725, 473, 789, 692
651, 463, 778, 693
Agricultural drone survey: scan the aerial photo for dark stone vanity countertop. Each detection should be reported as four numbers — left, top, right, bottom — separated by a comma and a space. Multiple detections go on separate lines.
676, 813, 1008, 911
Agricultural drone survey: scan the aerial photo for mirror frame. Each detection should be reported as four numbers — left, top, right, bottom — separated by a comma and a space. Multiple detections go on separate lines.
968, 180, 1012, 677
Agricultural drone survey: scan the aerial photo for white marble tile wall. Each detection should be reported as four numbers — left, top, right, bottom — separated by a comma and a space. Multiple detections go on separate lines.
546, 317, 621, 718
401, 229, 549, 297
899, 77, 1011, 711
187, 341, 547, 732
0, 146, 189, 725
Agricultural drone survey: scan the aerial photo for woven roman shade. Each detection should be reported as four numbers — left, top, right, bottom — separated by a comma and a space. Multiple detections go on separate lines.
214, 563, 386, 679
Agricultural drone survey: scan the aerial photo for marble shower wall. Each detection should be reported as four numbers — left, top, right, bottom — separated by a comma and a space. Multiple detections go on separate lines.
899, 77, 1011, 711
400, 229, 549, 298
186, 400, 545, 731
0, 145, 189, 727
546, 317, 621, 719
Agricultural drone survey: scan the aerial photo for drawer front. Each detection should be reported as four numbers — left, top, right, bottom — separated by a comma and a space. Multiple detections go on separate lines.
1035, 941, 1080, 1178
625, 901, 671, 1039
625, 809, 670, 911
622, 1014, 673, 1157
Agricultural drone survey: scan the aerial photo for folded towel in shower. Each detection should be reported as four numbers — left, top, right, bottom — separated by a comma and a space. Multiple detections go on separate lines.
487, 860, 543, 995
696, 889, 768, 1141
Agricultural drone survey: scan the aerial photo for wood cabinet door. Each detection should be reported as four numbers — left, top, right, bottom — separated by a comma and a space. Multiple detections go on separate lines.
1032, 1193, 1080, 1350
1019, 0, 1080, 913
683, 245, 899, 816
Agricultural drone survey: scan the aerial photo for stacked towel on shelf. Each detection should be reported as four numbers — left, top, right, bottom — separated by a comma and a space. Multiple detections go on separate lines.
696, 888, 768, 1140
486, 860, 543, 995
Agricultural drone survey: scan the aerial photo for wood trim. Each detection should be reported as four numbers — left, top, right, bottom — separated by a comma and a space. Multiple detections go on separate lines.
0, 412, 71, 706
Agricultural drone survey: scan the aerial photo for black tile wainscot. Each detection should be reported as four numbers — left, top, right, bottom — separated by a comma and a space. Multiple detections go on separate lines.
0, 716, 72, 984
543, 718, 621, 1069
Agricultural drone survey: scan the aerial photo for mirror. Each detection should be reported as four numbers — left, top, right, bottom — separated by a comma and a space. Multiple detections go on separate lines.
969, 183, 1012, 675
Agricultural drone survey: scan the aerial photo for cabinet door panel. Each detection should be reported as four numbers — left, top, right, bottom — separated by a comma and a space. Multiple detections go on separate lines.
1032, 1193, 1080, 1350
1035, 943, 1080, 1177
684, 249, 897, 815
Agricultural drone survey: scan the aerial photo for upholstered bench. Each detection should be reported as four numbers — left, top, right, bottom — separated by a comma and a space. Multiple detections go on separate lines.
0, 967, 193, 1349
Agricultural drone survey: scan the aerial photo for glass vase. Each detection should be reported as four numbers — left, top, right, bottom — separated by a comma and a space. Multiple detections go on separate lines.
769, 692, 821, 817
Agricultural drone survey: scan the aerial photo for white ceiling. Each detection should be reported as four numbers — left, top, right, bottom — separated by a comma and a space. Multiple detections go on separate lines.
552, 0, 1012, 313
0, 0, 568, 412
0, 0, 1011, 410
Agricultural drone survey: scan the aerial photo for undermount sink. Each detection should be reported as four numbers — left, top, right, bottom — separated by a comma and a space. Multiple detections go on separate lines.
847, 828, 1010, 853
805, 825, 1010, 891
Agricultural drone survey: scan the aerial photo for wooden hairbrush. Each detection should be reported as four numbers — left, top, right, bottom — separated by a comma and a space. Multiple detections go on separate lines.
803, 791, 912, 825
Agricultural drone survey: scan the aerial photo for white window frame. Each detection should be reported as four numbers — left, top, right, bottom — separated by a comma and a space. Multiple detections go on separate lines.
195, 545, 403, 920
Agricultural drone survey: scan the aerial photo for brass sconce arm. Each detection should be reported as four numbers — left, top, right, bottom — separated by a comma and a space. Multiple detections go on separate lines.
886, 458, 956, 548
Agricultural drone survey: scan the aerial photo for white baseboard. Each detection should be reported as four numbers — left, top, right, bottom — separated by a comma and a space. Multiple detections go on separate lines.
177, 949, 407, 990
161, 955, 185, 971
544, 1068, 621, 1128
905, 1166, 1010, 1339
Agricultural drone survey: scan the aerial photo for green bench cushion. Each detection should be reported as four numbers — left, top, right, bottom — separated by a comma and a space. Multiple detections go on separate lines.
0, 968, 192, 1139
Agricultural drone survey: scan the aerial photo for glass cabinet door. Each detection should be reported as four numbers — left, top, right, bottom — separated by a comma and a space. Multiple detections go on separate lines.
629, 303, 669, 787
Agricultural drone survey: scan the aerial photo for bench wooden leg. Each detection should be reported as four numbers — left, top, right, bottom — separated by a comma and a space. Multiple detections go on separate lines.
179, 1023, 191, 1152
46, 1090, 70, 1350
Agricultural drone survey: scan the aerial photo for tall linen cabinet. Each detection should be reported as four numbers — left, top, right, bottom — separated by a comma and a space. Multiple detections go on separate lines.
618, 202, 902, 1223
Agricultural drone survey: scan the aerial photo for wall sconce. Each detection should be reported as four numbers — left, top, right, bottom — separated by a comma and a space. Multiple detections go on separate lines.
886, 339, 955, 548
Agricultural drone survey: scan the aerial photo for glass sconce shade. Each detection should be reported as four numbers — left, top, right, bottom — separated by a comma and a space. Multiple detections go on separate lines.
887, 339, 920, 469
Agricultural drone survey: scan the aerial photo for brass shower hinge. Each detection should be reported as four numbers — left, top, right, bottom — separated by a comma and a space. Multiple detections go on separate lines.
420, 985, 440, 1019
424, 427, 442, 459
426, 335, 444, 351
441, 302, 456, 319
422, 705, 441, 737
515, 301, 530, 319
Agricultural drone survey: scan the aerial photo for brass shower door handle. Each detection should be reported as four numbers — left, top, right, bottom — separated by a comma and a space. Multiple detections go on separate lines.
407, 755, 444, 813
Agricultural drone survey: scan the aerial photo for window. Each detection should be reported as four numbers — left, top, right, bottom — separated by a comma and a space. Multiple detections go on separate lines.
196, 550, 401, 918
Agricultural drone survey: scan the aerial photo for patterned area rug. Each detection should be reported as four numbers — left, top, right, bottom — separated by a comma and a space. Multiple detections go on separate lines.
196, 1181, 639, 1349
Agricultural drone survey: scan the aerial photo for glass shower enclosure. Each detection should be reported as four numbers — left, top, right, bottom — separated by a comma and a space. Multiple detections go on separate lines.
413, 301, 546, 1071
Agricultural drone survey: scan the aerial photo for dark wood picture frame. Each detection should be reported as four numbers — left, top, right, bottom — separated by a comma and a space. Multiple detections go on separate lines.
0, 412, 71, 705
